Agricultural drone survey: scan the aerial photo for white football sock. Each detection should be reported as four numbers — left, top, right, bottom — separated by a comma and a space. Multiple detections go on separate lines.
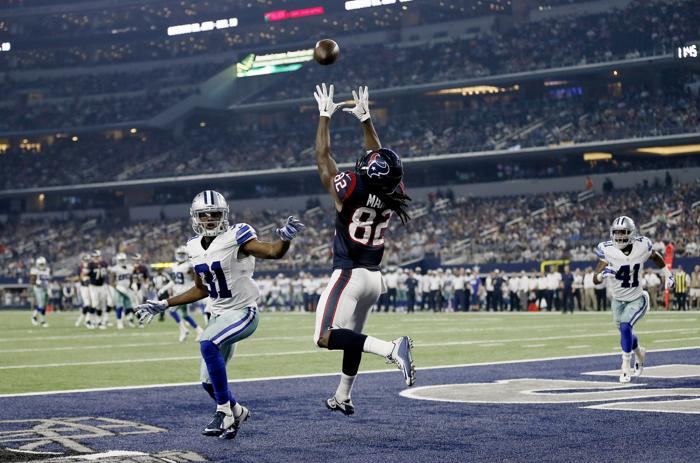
232, 402, 243, 418
335, 373, 357, 402
363, 336, 394, 358
216, 401, 232, 416
633, 345, 643, 356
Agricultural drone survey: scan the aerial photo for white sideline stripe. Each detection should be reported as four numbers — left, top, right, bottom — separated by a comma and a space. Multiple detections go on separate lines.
566, 345, 591, 349
2, 327, 697, 366
1, 345, 699, 399
417, 328, 700, 348
653, 337, 700, 343
523, 344, 546, 348
0, 342, 175, 354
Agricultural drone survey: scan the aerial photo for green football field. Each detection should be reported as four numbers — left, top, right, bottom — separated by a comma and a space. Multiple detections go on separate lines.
1, 309, 699, 395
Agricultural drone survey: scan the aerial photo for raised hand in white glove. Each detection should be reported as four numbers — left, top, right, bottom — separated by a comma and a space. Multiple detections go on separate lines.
343, 86, 371, 122
314, 83, 344, 119
276, 216, 306, 241
134, 299, 168, 325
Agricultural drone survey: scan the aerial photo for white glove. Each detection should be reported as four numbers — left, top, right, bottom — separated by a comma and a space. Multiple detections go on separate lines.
134, 299, 169, 325
313, 83, 344, 119
597, 266, 616, 282
276, 216, 306, 241
343, 85, 371, 122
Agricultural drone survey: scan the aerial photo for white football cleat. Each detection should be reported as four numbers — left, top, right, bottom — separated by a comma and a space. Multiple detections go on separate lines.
31, 316, 39, 326
195, 327, 204, 341
117, 320, 124, 330
388, 336, 416, 386
178, 329, 189, 342
75, 315, 84, 327
41, 321, 49, 328
619, 353, 632, 383
633, 347, 646, 377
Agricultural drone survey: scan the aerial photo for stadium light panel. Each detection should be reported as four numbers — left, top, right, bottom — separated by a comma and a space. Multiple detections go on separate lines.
236, 49, 314, 78
583, 152, 613, 161
636, 145, 700, 156
0, 42, 10, 52
428, 85, 518, 96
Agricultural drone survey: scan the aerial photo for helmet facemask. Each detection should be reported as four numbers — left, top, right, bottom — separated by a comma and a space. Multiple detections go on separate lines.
191, 209, 229, 237
190, 191, 230, 237
175, 247, 188, 263
610, 216, 636, 250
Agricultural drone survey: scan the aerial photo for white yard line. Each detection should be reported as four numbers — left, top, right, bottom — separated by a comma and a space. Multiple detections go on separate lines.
2, 328, 697, 369
1, 345, 698, 398
2, 319, 683, 346
566, 345, 591, 349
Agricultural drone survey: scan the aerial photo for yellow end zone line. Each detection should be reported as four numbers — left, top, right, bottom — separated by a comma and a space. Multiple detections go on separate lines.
0, 346, 699, 399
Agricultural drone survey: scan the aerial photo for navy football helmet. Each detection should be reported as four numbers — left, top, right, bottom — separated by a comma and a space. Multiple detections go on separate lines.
355, 148, 403, 193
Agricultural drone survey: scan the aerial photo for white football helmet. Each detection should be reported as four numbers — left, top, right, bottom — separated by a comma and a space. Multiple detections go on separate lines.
190, 190, 229, 237
36, 256, 47, 270
132, 253, 142, 264
81, 253, 90, 263
175, 246, 188, 263
92, 250, 102, 260
610, 216, 636, 249
116, 252, 127, 265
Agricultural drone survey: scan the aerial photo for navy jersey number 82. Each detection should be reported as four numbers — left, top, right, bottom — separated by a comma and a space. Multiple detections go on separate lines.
332, 171, 392, 271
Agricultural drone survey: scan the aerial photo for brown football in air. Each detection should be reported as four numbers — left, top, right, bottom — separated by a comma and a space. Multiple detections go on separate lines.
313, 39, 340, 65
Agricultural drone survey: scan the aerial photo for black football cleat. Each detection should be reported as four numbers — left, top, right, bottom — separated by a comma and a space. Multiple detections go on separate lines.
326, 396, 355, 416
202, 411, 229, 437
219, 406, 250, 440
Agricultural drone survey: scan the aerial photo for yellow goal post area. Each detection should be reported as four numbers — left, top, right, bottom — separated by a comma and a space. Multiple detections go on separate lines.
540, 259, 570, 274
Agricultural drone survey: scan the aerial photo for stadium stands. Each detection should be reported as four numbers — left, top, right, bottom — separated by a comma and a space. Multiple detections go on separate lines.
1, 71, 697, 189
2, 180, 698, 282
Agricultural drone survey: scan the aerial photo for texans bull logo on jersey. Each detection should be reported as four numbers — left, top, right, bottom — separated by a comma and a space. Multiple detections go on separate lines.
367, 153, 390, 178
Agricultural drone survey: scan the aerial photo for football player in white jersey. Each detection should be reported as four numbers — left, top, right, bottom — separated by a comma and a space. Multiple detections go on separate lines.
169, 246, 204, 342
134, 190, 304, 440
593, 216, 674, 383
29, 256, 51, 327
110, 253, 135, 329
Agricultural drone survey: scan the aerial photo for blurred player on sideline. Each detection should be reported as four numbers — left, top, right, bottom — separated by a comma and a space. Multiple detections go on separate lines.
29, 256, 51, 327
312, 83, 416, 416
168, 246, 204, 341
134, 190, 304, 440
594, 216, 674, 383
110, 252, 134, 329
88, 250, 109, 329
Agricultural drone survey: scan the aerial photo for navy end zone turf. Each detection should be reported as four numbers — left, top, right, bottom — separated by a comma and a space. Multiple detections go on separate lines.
1, 348, 699, 463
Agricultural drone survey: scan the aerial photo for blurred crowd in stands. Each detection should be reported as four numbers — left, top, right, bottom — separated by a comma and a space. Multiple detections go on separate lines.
0, 0, 696, 134
2, 180, 699, 284
1, 73, 698, 189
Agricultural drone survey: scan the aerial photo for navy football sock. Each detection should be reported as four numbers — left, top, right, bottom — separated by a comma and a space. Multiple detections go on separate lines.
200, 340, 230, 405
342, 350, 363, 377
619, 323, 633, 353
201, 382, 216, 401
169, 310, 181, 323
328, 328, 367, 352
115, 307, 123, 319
631, 335, 638, 351
184, 315, 198, 328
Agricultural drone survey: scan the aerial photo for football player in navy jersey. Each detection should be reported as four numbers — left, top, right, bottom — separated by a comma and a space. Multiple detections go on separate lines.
312, 83, 416, 416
